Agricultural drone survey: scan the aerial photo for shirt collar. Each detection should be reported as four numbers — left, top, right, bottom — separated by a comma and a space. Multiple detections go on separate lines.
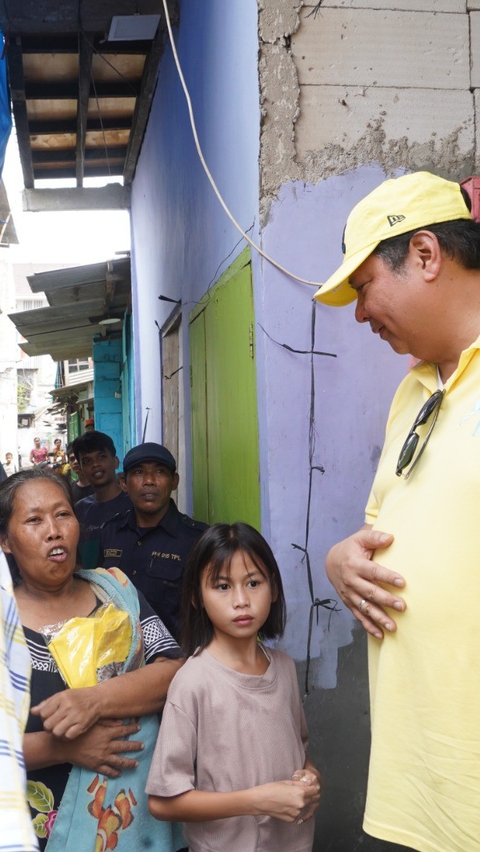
411, 331, 480, 394
123, 499, 180, 536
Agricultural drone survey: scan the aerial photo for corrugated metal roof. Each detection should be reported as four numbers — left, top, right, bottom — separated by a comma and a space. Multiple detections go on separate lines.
9, 255, 131, 361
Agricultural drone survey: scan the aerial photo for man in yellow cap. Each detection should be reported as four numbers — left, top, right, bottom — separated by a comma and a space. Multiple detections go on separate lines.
316, 171, 480, 852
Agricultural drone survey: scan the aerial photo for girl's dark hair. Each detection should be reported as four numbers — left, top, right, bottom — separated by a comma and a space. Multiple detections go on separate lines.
181, 522, 286, 657
0, 469, 75, 582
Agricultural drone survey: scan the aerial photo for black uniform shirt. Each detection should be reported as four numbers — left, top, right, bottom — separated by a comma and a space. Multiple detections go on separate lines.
99, 499, 208, 640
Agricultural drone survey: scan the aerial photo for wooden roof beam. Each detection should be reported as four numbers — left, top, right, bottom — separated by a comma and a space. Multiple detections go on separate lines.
123, 21, 167, 184
25, 80, 140, 99
7, 38, 35, 189
29, 116, 132, 135
76, 32, 94, 187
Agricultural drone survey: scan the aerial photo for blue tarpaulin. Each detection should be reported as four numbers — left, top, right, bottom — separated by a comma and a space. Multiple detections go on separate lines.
0, 33, 12, 179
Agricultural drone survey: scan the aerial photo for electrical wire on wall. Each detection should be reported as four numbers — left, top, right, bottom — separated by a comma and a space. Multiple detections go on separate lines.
259, 304, 340, 697
159, 0, 344, 691
160, 0, 327, 290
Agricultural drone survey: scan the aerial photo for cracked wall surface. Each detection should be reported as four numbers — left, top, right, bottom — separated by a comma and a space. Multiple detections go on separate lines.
258, 0, 478, 221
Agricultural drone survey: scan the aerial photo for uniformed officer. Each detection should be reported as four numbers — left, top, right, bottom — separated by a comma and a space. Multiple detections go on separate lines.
99, 442, 208, 641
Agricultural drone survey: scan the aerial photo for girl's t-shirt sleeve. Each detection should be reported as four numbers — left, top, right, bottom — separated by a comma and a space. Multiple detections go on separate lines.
146, 693, 197, 798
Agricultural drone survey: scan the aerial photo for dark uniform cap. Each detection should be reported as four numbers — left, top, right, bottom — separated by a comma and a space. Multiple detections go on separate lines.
123, 442, 177, 473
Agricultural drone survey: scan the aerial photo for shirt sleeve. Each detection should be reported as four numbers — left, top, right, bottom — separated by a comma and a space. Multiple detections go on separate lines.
138, 590, 183, 662
146, 698, 197, 798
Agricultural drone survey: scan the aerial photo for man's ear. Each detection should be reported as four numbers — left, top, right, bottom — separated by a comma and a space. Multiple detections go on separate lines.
114, 456, 120, 471
409, 230, 442, 281
119, 474, 128, 494
172, 472, 180, 492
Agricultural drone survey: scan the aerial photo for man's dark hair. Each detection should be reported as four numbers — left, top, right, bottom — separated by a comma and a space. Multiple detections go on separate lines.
180, 522, 286, 657
373, 188, 480, 271
72, 430, 116, 462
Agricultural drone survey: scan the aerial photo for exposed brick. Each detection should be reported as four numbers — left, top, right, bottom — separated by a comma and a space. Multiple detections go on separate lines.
291, 8, 469, 89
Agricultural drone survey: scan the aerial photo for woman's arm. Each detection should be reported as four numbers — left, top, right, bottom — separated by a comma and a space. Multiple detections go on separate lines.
24, 719, 144, 777
148, 776, 321, 825
31, 656, 184, 739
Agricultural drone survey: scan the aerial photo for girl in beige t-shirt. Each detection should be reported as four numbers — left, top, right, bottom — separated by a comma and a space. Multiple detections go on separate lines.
147, 522, 321, 852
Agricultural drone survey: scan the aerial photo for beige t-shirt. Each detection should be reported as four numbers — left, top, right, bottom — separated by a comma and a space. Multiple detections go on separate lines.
146, 646, 315, 852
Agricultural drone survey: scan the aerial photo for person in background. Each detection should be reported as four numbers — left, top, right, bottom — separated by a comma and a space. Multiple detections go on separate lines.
29, 437, 48, 467
85, 419, 95, 432
52, 438, 66, 467
0, 549, 38, 851
66, 442, 94, 504
100, 442, 208, 641
4, 452, 17, 476
73, 431, 131, 569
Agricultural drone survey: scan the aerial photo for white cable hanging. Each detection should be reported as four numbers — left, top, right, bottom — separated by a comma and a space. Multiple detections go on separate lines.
160, 0, 322, 289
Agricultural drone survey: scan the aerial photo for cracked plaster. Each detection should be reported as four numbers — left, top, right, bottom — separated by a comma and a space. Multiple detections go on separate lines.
258, 0, 476, 223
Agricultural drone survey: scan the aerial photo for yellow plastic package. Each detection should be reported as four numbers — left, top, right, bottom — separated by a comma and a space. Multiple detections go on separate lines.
43, 602, 132, 688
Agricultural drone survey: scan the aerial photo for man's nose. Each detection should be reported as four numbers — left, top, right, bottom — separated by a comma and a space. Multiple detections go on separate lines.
354, 294, 369, 324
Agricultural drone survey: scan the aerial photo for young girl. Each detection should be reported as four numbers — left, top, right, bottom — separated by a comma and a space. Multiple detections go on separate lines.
147, 523, 321, 852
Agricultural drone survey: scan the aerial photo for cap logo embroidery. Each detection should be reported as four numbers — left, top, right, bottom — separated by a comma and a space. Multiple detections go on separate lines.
387, 215, 406, 227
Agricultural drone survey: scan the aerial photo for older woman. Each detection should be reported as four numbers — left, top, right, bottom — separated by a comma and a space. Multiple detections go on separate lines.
0, 468, 185, 852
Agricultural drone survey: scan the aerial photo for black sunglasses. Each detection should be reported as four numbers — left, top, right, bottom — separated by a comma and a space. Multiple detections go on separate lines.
396, 389, 444, 479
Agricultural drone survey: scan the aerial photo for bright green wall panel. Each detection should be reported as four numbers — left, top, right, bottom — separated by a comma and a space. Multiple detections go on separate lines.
190, 249, 260, 528
190, 309, 209, 522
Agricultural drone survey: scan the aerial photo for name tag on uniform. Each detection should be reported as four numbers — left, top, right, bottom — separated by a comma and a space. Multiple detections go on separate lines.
151, 551, 181, 561
104, 548, 123, 558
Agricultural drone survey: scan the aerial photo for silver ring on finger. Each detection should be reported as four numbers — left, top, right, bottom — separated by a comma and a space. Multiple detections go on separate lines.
358, 599, 367, 612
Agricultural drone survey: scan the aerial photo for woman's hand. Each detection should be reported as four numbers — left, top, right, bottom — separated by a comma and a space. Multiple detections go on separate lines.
62, 719, 144, 778
31, 686, 101, 739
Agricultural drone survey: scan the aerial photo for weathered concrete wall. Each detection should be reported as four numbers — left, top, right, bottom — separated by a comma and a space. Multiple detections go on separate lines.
257, 2, 476, 849
259, 1, 475, 217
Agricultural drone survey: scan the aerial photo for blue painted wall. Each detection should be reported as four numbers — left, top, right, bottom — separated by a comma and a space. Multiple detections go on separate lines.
93, 337, 124, 459
130, 0, 260, 507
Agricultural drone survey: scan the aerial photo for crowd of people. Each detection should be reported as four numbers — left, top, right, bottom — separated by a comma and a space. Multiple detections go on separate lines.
0, 429, 320, 852
2, 169, 478, 852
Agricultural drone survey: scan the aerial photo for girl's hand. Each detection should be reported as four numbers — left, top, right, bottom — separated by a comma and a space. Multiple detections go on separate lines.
291, 768, 322, 823
252, 778, 321, 823
61, 719, 144, 778
31, 687, 101, 739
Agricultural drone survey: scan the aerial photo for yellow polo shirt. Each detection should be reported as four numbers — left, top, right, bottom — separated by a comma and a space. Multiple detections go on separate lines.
363, 334, 480, 852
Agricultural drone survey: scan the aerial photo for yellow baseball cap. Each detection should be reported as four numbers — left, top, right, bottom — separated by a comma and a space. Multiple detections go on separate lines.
314, 171, 472, 307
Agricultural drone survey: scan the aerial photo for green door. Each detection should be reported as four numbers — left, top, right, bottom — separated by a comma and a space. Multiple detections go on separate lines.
189, 248, 260, 527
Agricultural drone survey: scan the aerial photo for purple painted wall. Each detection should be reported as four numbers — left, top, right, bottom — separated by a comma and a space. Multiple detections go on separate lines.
130, 0, 260, 500
253, 165, 409, 680
254, 167, 410, 848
